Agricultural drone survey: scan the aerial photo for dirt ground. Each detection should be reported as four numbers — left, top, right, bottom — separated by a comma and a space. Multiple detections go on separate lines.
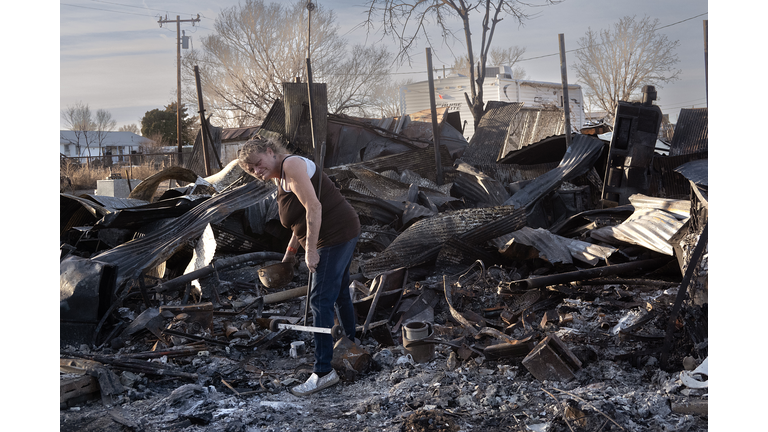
60, 266, 708, 432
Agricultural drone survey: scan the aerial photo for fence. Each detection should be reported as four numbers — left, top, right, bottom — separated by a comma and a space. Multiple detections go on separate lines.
63, 151, 191, 169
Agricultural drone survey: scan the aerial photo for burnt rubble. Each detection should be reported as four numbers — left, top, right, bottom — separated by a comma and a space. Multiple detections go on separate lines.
61, 100, 708, 431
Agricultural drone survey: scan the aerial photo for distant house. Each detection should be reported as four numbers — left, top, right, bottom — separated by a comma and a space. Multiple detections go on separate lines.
399, 66, 586, 141
60, 131, 154, 164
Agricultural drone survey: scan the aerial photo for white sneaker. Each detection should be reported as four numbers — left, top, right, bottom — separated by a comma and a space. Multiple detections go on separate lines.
290, 369, 340, 396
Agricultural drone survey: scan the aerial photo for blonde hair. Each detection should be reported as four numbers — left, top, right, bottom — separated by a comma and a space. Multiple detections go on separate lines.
237, 135, 289, 173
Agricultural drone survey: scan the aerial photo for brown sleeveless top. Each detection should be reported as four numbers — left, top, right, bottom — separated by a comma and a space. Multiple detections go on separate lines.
276, 155, 360, 250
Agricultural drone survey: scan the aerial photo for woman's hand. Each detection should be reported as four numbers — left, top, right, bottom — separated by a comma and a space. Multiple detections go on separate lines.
305, 248, 320, 273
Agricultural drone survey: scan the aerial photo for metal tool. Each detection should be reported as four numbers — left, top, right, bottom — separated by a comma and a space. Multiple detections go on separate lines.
269, 318, 344, 340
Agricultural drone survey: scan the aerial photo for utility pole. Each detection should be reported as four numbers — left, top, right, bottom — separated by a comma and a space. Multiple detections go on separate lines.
158, 14, 200, 166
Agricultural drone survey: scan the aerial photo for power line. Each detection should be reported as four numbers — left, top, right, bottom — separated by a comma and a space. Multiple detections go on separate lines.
61, 2, 149, 17
517, 12, 708, 63
90, 0, 215, 20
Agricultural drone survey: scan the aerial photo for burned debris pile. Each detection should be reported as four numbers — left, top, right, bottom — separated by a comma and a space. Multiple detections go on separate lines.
61, 96, 708, 431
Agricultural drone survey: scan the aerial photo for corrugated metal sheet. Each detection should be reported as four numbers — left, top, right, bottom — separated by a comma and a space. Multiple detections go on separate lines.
461, 102, 524, 165
220, 126, 261, 142
92, 181, 275, 289
674, 159, 708, 187
452, 161, 510, 206
498, 134, 568, 165
627, 194, 690, 219
259, 98, 286, 142
401, 76, 585, 141
503, 134, 605, 209
494, 226, 617, 266
284, 82, 327, 157
500, 108, 566, 157
334, 145, 456, 185
590, 207, 688, 256
669, 108, 708, 156
362, 205, 520, 278
647, 152, 708, 199
477, 162, 559, 184
187, 125, 223, 177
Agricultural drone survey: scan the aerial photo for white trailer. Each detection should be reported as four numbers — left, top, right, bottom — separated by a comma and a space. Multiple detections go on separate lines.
400, 67, 585, 141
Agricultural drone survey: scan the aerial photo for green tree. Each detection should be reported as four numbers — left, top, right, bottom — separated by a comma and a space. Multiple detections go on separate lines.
140, 102, 196, 146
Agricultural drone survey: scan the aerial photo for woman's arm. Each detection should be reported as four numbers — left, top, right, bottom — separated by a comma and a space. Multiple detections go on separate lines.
283, 232, 300, 264
283, 157, 322, 273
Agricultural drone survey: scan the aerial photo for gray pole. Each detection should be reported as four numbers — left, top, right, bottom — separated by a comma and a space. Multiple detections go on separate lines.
426, 48, 444, 186
176, 16, 182, 165
703, 20, 708, 105
558, 34, 572, 148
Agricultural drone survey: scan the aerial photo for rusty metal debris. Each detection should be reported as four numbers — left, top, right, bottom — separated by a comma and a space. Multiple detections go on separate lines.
60, 84, 708, 432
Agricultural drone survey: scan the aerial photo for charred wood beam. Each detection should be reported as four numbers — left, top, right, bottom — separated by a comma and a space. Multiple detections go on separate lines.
661, 223, 708, 371
153, 251, 284, 294
508, 257, 672, 289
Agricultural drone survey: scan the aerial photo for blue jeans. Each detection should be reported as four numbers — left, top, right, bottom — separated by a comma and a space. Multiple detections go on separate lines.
310, 235, 359, 374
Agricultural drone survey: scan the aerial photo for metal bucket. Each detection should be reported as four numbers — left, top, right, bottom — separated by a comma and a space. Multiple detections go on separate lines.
258, 262, 294, 289
402, 321, 434, 363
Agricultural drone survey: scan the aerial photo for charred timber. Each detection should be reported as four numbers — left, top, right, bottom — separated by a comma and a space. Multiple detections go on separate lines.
506, 257, 672, 289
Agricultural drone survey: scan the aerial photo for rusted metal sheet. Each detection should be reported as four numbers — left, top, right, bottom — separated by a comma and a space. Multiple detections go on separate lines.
669, 108, 707, 157
504, 134, 605, 209
91, 181, 276, 289
461, 101, 524, 165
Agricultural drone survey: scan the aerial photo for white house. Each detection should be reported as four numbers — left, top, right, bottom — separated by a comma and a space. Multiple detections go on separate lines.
399, 66, 586, 141
60, 131, 153, 163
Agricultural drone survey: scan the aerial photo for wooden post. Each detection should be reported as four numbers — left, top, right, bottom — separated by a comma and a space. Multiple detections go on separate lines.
558, 34, 572, 148
703, 20, 708, 105
426, 47, 444, 186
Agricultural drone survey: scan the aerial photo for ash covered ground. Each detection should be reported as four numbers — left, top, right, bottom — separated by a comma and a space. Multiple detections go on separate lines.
60, 262, 709, 432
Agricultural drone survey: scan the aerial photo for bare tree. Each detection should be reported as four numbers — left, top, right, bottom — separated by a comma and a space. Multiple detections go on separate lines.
182, 0, 393, 127
325, 44, 395, 117
61, 101, 95, 165
573, 15, 681, 122
118, 124, 141, 135
94, 109, 117, 161
365, 0, 561, 128
450, 45, 527, 77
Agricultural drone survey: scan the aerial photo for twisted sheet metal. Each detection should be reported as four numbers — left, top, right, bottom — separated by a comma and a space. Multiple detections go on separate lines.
503, 134, 605, 209
494, 226, 617, 266
362, 205, 521, 279
669, 108, 708, 157
92, 181, 275, 289
590, 207, 688, 256
462, 101, 524, 165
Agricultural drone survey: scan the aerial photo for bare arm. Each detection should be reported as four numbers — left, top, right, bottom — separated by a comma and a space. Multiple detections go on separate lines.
282, 157, 322, 272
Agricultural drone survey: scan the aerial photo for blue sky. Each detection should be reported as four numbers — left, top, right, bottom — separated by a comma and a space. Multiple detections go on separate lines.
59, 0, 710, 130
